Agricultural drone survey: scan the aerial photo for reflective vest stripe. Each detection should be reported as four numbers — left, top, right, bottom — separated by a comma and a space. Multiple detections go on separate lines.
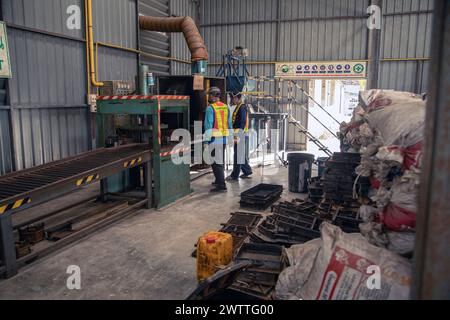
212, 102, 229, 137
232, 103, 249, 133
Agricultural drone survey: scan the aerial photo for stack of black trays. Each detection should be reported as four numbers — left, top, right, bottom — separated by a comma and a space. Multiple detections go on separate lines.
322, 152, 361, 204
218, 212, 262, 253
240, 184, 283, 210
230, 243, 288, 299
307, 177, 324, 204
317, 200, 362, 233
251, 200, 321, 246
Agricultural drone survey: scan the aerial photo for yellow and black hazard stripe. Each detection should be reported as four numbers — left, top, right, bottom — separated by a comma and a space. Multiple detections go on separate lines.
123, 157, 143, 168
76, 174, 100, 187
0, 197, 32, 215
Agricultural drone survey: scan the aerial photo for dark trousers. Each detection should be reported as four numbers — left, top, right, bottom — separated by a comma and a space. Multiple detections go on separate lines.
211, 143, 226, 189
231, 137, 252, 179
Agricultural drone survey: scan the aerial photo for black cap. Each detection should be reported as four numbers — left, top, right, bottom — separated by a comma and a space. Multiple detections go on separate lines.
231, 92, 242, 99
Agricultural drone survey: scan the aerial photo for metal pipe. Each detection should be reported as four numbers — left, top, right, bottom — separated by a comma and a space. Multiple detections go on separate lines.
84, 1, 90, 97
139, 15, 208, 62
208, 57, 431, 66
86, 0, 103, 87
139, 64, 149, 95
199, 10, 433, 28
13, 195, 98, 230
200, 15, 368, 27
96, 41, 191, 64
96, 41, 99, 85
6, 23, 192, 65
367, 0, 382, 89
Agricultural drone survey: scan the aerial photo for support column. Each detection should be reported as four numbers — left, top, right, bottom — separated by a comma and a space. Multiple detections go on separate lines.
367, 0, 382, 89
412, 0, 450, 300
0, 216, 17, 278
144, 160, 153, 209
100, 178, 109, 202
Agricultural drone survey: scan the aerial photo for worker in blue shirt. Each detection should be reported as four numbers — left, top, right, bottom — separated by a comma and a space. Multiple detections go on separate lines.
226, 93, 253, 181
204, 87, 232, 192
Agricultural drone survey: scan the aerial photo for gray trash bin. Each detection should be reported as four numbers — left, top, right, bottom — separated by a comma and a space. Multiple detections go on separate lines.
287, 152, 315, 193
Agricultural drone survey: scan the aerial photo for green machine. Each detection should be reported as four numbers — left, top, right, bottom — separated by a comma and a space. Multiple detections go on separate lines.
96, 94, 191, 208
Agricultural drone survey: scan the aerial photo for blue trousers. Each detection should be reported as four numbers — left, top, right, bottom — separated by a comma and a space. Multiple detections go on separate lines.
231, 137, 252, 178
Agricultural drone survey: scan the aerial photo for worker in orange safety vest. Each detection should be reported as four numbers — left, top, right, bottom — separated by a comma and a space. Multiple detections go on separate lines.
204, 87, 232, 192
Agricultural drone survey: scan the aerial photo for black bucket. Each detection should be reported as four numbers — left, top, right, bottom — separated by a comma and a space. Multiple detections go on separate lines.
287, 152, 315, 193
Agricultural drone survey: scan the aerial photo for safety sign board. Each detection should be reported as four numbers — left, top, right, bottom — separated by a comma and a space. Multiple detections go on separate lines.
275, 61, 367, 79
0, 21, 12, 78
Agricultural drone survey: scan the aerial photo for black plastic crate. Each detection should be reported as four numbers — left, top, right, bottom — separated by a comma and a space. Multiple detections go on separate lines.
332, 152, 361, 163
222, 212, 262, 228
241, 184, 283, 201
234, 242, 285, 272
230, 242, 287, 299
240, 184, 283, 210
254, 220, 319, 245
322, 172, 357, 183
325, 160, 360, 170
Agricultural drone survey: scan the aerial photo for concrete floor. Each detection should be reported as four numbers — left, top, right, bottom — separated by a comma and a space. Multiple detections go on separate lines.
0, 165, 301, 300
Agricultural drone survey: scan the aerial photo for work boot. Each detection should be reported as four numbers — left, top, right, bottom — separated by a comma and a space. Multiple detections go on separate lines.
210, 186, 227, 193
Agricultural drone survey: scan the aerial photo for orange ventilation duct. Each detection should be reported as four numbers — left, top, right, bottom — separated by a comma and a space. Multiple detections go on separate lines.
139, 16, 208, 62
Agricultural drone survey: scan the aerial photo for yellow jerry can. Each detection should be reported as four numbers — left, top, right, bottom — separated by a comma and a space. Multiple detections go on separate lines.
196, 231, 233, 282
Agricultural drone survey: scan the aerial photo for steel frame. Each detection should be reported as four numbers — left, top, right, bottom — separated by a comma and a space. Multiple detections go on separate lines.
96, 95, 191, 209
0, 144, 152, 278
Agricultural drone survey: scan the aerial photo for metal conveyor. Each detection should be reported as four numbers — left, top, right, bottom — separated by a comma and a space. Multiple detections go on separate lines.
0, 144, 152, 216
0, 143, 152, 278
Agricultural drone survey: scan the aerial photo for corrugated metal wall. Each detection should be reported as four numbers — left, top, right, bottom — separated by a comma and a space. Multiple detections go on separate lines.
0, 78, 13, 175
279, 0, 368, 61
0, 109, 13, 175
92, 0, 138, 86
10, 107, 89, 170
139, 0, 171, 75
0, 0, 434, 173
379, 0, 433, 93
198, 0, 433, 92
7, 28, 86, 106
0, 0, 140, 174
97, 46, 137, 83
2, 0, 89, 171
172, 0, 434, 150
3, 0, 85, 38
